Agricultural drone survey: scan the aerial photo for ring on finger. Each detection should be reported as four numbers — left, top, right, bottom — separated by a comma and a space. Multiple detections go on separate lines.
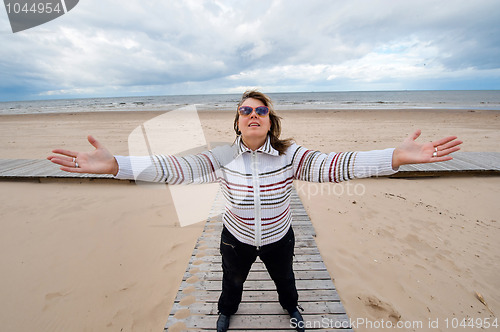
72, 157, 76, 162
433, 147, 438, 157
75, 162, 79, 168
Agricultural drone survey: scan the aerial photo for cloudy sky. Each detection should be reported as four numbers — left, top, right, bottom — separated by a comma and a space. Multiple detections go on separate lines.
1, 0, 499, 101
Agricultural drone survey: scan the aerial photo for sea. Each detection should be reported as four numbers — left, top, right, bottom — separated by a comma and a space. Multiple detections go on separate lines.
1, 90, 499, 115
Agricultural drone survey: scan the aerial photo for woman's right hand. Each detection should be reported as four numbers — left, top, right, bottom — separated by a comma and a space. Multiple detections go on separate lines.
47, 135, 119, 176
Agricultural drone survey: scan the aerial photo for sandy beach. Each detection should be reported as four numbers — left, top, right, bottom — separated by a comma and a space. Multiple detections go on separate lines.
0, 108, 499, 331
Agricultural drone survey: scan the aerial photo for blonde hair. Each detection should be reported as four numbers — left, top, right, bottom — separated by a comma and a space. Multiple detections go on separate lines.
233, 90, 293, 155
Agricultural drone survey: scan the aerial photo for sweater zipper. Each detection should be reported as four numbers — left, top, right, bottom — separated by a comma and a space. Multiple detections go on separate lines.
251, 151, 262, 249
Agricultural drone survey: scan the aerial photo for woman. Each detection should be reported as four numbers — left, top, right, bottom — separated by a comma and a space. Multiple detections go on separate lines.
48, 90, 462, 332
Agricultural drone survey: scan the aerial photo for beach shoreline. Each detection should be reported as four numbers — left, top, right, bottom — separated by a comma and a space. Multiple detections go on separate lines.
0, 108, 499, 331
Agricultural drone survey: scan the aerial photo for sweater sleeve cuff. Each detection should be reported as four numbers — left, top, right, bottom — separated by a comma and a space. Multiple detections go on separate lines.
354, 148, 399, 178
114, 155, 135, 180
114, 155, 158, 181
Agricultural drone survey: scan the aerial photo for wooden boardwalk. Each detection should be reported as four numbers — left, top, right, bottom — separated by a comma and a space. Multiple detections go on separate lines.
390, 151, 500, 177
165, 188, 353, 331
0, 159, 114, 180
0, 152, 499, 181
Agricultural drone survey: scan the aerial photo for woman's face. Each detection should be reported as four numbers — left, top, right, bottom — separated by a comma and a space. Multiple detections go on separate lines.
237, 98, 271, 143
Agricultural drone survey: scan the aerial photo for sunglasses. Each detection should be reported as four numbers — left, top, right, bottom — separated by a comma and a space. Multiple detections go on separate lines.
238, 105, 270, 117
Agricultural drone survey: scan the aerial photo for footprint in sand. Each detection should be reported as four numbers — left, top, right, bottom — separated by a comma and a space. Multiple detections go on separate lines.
361, 295, 401, 323
163, 261, 174, 270
45, 291, 68, 301
186, 275, 199, 284
43, 291, 70, 311
179, 295, 196, 306
174, 308, 191, 319
168, 322, 187, 332
182, 286, 196, 294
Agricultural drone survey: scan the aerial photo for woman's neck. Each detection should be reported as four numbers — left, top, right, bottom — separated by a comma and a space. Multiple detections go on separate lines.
241, 135, 267, 151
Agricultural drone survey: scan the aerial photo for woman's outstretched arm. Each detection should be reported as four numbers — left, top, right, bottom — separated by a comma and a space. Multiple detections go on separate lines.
47, 135, 119, 176
292, 130, 463, 183
48, 135, 222, 183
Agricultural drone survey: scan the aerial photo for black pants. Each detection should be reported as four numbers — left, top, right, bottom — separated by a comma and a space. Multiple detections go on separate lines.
217, 226, 298, 315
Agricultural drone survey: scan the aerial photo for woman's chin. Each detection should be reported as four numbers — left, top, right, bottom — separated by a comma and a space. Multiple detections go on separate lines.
242, 131, 267, 139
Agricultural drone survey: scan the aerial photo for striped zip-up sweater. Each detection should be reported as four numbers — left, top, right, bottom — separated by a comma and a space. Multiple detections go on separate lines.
115, 136, 397, 247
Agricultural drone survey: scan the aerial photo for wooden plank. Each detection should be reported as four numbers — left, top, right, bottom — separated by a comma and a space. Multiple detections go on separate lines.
174, 289, 342, 303
195, 246, 321, 256
181, 270, 332, 282
179, 279, 337, 292
389, 152, 500, 177
166, 313, 351, 330
0, 159, 114, 180
0, 159, 32, 171
170, 301, 347, 315
182, 261, 329, 272
192, 237, 318, 250
453, 152, 500, 170
186, 253, 325, 264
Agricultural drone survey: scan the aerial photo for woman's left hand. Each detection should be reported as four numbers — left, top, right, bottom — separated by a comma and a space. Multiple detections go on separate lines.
392, 129, 463, 169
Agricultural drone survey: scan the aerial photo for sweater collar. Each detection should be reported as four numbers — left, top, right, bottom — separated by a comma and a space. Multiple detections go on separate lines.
235, 135, 279, 157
